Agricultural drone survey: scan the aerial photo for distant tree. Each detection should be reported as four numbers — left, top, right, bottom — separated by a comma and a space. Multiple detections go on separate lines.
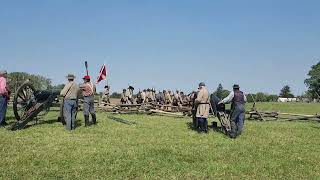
50, 84, 65, 92
304, 61, 320, 99
213, 84, 230, 99
110, 92, 121, 98
8, 72, 52, 92
280, 85, 294, 98
266, 94, 279, 102
246, 94, 255, 103
255, 92, 268, 102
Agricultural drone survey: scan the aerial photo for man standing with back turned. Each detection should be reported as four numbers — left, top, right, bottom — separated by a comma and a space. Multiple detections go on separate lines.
195, 82, 210, 133
219, 84, 247, 138
60, 74, 79, 131
80, 75, 97, 127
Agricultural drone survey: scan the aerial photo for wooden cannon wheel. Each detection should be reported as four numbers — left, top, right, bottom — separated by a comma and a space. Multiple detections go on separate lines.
13, 80, 36, 121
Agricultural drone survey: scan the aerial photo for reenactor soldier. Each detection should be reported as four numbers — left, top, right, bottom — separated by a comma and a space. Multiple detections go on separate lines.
0, 71, 9, 127
60, 74, 79, 130
180, 91, 188, 105
126, 86, 135, 104
195, 82, 210, 133
151, 88, 156, 102
190, 91, 198, 129
146, 88, 156, 103
156, 91, 165, 105
141, 89, 146, 104
145, 89, 151, 103
164, 90, 173, 111
121, 89, 128, 104
219, 84, 247, 138
80, 75, 97, 127
102, 85, 110, 104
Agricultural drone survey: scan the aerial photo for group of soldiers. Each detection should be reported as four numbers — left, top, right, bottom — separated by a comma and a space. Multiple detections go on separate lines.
60, 74, 97, 130
107, 82, 247, 138
117, 87, 193, 108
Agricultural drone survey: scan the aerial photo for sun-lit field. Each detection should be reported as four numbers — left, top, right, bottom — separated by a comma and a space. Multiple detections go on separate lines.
0, 103, 319, 179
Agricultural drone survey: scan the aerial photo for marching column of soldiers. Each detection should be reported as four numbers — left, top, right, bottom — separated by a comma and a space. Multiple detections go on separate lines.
0, 69, 247, 138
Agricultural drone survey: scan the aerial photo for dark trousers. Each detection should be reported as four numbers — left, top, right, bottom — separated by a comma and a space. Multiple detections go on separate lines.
0, 96, 7, 125
64, 99, 77, 130
83, 96, 95, 116
230, 105, 245, 138
197, 117, 208, 132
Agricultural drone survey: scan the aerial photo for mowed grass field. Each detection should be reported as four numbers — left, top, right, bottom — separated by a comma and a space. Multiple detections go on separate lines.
0, 103, 319, 179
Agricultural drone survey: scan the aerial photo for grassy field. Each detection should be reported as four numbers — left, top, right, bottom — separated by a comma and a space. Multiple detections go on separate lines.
0, 103, 319, 179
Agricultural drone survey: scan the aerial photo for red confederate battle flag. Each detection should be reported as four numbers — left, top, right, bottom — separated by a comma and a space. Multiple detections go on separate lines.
96, 64, 107, 83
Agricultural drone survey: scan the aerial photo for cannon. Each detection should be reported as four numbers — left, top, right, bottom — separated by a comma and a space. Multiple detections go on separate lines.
10, 80, 61, 131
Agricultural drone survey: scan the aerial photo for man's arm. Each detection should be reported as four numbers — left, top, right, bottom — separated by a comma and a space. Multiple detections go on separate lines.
195, 90, 203, 104
0, 78, 8, 95
60, 83, 70, 96
220, 91, 234, 104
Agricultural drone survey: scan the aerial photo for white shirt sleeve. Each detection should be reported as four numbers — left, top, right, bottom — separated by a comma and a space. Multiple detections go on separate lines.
221, 91, 234, 104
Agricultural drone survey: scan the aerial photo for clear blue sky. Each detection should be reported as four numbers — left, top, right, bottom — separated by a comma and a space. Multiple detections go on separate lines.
1, 0, 319, 95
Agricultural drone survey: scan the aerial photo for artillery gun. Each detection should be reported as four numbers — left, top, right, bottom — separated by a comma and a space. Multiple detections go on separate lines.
10, 80, 60, 131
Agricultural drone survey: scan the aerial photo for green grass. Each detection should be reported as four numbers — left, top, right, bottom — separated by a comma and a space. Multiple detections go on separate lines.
0, 103, 320, 179
246, 102, 320, 115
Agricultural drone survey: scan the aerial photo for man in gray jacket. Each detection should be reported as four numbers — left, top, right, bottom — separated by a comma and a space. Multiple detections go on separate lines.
60, 74, 79, 131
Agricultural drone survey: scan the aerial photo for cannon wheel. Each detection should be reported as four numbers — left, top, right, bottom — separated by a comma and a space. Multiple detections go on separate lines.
13, 81, 36, 121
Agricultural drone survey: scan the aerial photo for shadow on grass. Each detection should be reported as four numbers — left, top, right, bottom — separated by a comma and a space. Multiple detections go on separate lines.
186, 121, 227, 136
6, 118, 83, 131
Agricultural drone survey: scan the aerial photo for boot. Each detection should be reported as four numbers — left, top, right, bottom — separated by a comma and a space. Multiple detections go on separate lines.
84, 115, 90, 127
91, 114, 97, 125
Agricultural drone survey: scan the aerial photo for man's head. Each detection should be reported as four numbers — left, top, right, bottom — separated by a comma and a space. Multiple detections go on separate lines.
105, 85, 109, 89
123, 89, 126, 92
66, 74, 75, 81
83, 75, 91, 82
198, 82, 205, 89
0, 70, 8, 78
233, 84, 240, 91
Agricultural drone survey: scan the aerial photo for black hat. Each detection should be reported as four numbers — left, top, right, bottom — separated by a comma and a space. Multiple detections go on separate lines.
233, 84, 240, 89
199, 82, 206, 87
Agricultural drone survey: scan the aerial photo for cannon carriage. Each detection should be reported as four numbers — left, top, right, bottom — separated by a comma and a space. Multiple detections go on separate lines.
10, 80, 61, 131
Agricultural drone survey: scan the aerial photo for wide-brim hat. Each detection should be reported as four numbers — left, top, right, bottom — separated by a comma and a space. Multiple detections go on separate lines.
233, 84, 240, 89
199, 82, 206, 87
128, 86, 135, 90
104, 85, 109, 88
66, 74, 76, 80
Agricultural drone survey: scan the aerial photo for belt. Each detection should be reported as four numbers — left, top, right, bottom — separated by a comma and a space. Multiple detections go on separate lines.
65, 98, 77, 101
